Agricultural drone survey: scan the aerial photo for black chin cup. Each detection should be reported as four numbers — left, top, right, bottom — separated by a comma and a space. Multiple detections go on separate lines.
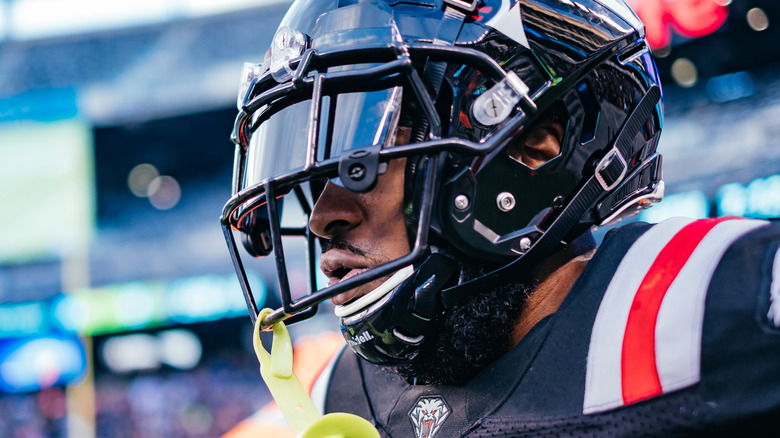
338, 253, 458, 365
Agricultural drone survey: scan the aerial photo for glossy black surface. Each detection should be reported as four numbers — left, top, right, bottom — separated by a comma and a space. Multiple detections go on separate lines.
221, 0, 664, 357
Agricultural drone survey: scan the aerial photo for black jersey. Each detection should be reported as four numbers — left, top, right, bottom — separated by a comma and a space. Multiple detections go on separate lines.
317, 217, 780, 437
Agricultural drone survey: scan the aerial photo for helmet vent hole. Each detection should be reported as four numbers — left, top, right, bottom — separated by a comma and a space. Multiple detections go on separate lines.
577, 81, 600, 144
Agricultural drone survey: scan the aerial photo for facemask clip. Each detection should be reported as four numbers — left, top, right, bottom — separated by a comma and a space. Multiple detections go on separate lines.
338, 147, 385, 193
269, 26, 308, 83
472, 71, 530, 126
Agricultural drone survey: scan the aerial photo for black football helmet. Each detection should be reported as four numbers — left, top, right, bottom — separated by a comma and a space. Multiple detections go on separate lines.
221, 0, 663, 365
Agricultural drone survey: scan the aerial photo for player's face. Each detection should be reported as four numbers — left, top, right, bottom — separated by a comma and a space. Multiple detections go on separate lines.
307, 115, 562, 307
308, 156, 410, 305
309, 126, 413, 306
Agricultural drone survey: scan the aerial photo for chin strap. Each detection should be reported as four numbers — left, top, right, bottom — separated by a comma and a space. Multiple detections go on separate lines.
253, 308, 380, 438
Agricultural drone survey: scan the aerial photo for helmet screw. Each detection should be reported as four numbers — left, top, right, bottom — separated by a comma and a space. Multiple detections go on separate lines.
454, 194, 470, 211
496, 192, 516, 212
348, 164, 366, 181
519, 237, 532, 252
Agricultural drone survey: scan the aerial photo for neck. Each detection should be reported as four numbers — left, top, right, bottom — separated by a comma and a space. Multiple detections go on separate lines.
510, 235, 596, 345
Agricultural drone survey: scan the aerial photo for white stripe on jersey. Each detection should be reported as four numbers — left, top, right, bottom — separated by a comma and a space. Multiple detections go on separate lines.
583, 218, 766, 415
768, 247, 780, 328
655, 219, 766, 393
583, 217, 691, 414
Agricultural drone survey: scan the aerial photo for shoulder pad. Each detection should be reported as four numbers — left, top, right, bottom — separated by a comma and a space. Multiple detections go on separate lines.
583, 217, 768, 414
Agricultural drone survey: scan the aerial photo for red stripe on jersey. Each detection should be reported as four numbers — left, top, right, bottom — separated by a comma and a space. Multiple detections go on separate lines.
620, 217, 736, 404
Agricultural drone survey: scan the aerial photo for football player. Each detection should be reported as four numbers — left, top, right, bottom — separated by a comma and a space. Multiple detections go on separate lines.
221, 0, 780, 436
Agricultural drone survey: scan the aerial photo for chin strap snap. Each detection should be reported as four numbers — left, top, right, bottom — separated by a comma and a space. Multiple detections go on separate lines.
253, 308, 380, 438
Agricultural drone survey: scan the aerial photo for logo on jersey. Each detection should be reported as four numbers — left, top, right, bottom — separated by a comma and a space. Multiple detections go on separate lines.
409, 396, 450, 438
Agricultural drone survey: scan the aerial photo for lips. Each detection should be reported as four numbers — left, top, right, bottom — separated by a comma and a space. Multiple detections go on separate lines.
320, 250, 372, 305
327, 266, 369, 287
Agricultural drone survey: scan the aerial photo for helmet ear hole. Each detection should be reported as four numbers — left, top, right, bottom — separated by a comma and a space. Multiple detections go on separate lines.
240, 210, 274, 257
507, 101, 567, 169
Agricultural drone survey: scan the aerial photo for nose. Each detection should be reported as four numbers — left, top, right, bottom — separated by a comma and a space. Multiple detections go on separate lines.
309, 181, 363, 238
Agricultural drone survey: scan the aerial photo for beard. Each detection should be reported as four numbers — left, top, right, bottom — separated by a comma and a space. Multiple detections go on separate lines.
392, 260, 535, 386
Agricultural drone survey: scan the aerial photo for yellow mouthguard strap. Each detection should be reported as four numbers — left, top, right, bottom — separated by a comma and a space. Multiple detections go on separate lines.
253, 308, 380, 438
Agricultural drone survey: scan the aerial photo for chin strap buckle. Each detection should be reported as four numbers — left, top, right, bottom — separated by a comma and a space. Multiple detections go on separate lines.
595, 147, 628, 191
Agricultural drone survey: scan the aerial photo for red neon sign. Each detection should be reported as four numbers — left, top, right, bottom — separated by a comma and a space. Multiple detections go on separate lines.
627, 0, 730, 49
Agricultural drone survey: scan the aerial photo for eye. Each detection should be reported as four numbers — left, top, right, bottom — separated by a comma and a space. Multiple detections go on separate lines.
508, 122, 563, 169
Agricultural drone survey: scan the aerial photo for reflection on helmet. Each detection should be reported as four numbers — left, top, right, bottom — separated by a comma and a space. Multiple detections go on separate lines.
221, 0, 663, 365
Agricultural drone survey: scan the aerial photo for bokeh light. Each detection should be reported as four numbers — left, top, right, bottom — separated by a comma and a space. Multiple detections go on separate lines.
147, 175, 182, 210
127, 163, 160, 197
671, 58, 698, 88
747, 7, 770, 32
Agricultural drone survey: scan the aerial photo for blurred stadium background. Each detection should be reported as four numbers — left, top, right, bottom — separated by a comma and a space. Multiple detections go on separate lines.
0, 0, 778, 436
